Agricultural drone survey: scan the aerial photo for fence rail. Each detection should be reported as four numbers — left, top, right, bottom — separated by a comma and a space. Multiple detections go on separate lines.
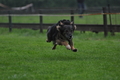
0, 23, 120, 32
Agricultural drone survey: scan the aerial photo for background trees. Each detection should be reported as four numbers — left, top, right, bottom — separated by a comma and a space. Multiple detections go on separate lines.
0, 0, 120, 8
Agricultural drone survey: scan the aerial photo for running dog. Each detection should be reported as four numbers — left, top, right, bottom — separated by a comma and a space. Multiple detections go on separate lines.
46, 19, 77, 52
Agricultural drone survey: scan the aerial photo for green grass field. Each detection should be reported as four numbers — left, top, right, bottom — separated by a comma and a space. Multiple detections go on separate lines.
0, 14, 120, 24
0, 27, 120, 80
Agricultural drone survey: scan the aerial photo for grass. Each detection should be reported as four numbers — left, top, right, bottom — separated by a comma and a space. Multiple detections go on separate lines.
0, 14, 120, 24
0, 27, 120, 80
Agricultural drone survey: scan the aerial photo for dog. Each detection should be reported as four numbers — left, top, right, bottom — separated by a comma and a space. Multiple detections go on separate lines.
46, 19, 77, 52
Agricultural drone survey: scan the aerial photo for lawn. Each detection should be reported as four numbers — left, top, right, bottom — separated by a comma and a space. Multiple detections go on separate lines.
0, 14, 120, 24
0, 27, 120, 80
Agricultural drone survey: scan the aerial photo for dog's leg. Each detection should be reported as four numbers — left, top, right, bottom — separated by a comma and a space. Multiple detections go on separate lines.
52, 44, 57, 50
61, 41, 71, 50
55, 40, 71, 50
52, 41, 57, 50
68, 40, 77, 52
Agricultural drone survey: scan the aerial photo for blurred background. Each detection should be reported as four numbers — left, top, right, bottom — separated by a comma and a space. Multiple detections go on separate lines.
0, 0, 120, 33
0, 0, 120, 8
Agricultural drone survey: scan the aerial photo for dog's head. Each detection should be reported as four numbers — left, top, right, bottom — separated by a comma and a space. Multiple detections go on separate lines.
56, 20, 76, 40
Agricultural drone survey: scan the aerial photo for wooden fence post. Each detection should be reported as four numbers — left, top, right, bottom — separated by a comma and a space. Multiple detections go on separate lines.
71, 10, 74, 22
39, 10, 43, 33
108, 4, 115, 36
8, 11, 12, 32
103, 7, 108, 37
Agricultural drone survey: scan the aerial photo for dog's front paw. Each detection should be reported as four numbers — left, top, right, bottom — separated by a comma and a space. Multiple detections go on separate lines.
66, 45, 71, 50
72, 49, 77, 52
52, 47, 56, 50
46, 39, 51, 42
52, 46, 56, 50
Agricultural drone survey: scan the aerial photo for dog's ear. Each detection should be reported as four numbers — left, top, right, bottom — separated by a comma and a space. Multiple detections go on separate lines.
56, 25, 61, 31
60, 22, 63, 25
56, 22, 64, 31
70, 21, 73, 25
70, 21, 77, 30
74, 25, 77, 30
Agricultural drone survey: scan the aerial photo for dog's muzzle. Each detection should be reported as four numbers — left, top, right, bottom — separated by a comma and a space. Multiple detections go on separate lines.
65, 34, 72, 40
69, 35, 72, 39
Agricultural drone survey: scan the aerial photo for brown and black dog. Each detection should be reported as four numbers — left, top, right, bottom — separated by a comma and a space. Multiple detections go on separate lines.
46, 19, 77, 52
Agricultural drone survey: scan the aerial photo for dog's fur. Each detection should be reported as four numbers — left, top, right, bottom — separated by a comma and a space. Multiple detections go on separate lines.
46, 19, 77, 52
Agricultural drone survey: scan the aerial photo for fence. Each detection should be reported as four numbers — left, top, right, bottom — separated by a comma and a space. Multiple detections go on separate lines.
0, 7, 120, 37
